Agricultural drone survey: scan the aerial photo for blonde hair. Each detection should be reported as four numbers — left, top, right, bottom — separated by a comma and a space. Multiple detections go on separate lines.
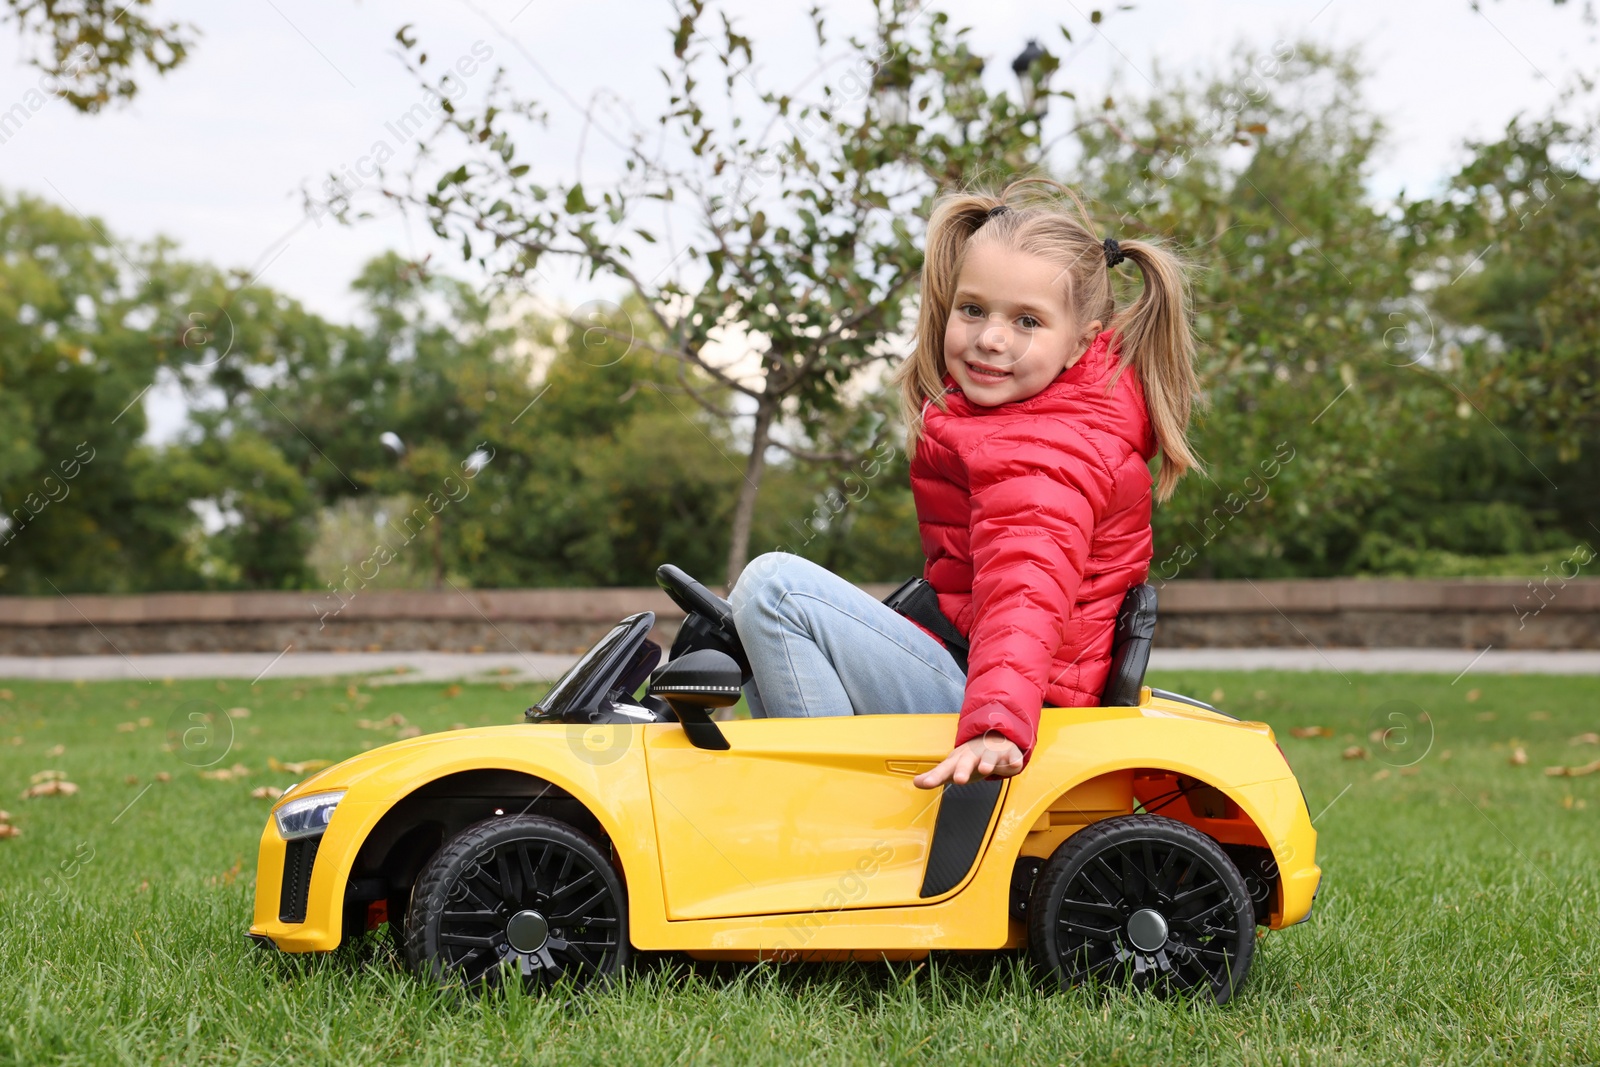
892, 176, 1203, 501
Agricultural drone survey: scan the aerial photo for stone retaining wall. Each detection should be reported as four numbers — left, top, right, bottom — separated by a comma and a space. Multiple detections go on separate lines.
0, 578, 1593, 655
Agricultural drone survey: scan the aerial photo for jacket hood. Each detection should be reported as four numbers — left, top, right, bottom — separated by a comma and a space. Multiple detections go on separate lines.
936, 328, 1156, 460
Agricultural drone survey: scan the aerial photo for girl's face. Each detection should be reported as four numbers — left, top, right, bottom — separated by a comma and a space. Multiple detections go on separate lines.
942, 240, 1103, 407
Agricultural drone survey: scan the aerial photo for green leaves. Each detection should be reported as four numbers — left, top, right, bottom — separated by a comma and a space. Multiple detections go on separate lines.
435, 165, 468, 192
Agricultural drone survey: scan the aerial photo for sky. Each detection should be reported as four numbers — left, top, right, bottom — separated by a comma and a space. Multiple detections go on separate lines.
1, 0, 1596, 436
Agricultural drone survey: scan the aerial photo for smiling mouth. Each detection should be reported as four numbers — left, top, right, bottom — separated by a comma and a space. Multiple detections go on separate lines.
965, 361, 1013, 382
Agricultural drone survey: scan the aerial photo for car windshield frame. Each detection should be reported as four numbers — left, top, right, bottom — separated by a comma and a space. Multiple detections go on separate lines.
526, 611, 658, 723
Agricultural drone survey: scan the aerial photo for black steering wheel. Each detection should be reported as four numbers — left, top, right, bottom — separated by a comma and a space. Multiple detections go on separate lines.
655, 564, 750, 679
656, 564, 734, 629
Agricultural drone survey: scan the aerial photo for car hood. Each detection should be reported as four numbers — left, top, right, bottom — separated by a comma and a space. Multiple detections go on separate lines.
272, 723, 555, 809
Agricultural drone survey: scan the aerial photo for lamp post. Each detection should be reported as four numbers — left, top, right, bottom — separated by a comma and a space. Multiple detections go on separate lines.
1011, 38, 1053, 119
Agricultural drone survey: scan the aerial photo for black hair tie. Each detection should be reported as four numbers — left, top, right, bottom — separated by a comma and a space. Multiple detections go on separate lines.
985, 204, 1011, 221
1103, 237, 1126, 269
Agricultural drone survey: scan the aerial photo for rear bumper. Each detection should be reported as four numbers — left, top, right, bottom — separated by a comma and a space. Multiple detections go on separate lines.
1282, 864, 1322, 926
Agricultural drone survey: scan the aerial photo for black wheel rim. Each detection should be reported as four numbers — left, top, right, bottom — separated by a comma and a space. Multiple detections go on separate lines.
435, 836, 621, 990
1049, 836, 1244, 995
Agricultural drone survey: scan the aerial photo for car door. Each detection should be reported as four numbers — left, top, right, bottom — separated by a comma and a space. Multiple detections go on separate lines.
643, 713, 1000, 920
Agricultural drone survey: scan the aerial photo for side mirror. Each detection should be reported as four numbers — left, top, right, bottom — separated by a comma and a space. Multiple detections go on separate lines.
647, 649, 738, 751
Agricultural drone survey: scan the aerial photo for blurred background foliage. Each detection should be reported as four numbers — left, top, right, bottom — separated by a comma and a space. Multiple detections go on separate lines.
1, 18, 1596, 594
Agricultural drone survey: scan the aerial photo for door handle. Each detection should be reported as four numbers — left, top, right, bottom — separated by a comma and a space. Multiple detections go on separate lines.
885, 760, 938, 776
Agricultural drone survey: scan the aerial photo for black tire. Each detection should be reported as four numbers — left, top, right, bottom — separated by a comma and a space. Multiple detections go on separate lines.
1027, 814, 1256, 1004
404, 815, 629, 994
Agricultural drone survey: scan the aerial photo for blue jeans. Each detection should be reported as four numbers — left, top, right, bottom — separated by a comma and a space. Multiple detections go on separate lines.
728, 552, 966, 718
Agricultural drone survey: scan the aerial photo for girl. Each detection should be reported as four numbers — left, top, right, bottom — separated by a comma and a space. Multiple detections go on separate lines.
728, 177, 1200, 791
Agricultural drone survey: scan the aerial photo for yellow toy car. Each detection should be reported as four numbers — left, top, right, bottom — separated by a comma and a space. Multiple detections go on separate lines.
248, 567, 1320, 1005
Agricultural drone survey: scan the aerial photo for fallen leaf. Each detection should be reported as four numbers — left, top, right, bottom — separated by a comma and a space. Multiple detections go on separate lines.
250, 786, 283, 800
1400, 766, 1421, 777
1543, 759, 1600, 777
1509, 747, 1528, 766
1291, 726, 1334, 739
44, 744, 64, 757
1571, 733, 1600, 746
1475, 712, 1496, 722
0, 689, 11, 700
1562, 794, 1575, 809
124, 775, 139, 786
396, 725, 423, 739
1368, 728, 1387, 743
1210, 688, 1226, 704
0, 809, 9, 821
116, 722, 138, 733
356, 713, 408, 730
137, 717, 151, 727
0, 824, 20, 839
267, 757, 331, 774
6, 737, 21, 746
1440, 749, 1453, 762
444, 685, 462, 698
199, 763, 252, 782
1372, 768, 1391, 781
226, 707, 250, 719
21, 780, 78, 798
1529, 711, 1551, 721
1466, 689, 1482, 703
29, 770, 67, 784
155, 771, 171, 783
449, 722, 468, 732
1342, 745, 1369, 761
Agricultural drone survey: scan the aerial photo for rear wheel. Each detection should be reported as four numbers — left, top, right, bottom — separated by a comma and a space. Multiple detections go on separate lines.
1028, 814, 1256, 1004
405, 815, 628, 993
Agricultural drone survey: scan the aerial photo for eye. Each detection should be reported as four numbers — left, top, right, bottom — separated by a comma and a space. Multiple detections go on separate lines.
957, 303, 983, 318
1017, 315, 1041, 330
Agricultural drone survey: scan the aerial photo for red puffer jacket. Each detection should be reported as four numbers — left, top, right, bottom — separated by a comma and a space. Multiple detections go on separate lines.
908, 328, 1156, 760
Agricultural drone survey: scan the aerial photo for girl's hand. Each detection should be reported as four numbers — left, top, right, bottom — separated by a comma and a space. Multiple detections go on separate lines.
913, 731, 1025, 789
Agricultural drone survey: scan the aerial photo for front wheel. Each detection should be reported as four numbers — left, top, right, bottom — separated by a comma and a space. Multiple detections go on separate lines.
1028, 814, 1256, 1004
405, 815, 629, 993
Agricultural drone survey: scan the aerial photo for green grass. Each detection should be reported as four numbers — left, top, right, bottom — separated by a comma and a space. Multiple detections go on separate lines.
1, 668, 1597, 1065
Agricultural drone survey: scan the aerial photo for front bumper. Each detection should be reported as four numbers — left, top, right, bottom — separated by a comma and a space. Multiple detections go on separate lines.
249, 800, 372, 951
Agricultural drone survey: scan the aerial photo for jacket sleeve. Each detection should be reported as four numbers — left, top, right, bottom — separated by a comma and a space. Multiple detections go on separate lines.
953, 433, 1108, 761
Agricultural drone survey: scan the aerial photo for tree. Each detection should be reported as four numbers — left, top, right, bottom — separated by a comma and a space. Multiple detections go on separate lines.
344, 1, 1089, 582
1070, 43, 1442, 577
0, 190, 206, 591
1, 0, 196, 112
1414, 113, 1600, 462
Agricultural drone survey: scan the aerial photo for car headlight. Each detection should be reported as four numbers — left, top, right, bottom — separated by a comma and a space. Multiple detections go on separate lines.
274, 790, 345, 840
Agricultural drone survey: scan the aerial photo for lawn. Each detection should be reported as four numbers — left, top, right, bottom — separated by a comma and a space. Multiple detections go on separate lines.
0, 667, 1597, 1066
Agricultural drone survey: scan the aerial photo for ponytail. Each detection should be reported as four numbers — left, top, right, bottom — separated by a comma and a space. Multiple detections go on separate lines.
1110, 238, 1204, 501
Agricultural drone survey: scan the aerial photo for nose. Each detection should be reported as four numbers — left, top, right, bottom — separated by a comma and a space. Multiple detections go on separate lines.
978, 316, 1009, 353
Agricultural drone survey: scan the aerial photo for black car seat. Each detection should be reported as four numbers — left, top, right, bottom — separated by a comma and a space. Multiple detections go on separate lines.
1099, 583, 1158, 707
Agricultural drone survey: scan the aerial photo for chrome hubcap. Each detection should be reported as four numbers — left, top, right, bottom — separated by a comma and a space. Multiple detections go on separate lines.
505, 909, 550, 953
1126, 908, 1169, 953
